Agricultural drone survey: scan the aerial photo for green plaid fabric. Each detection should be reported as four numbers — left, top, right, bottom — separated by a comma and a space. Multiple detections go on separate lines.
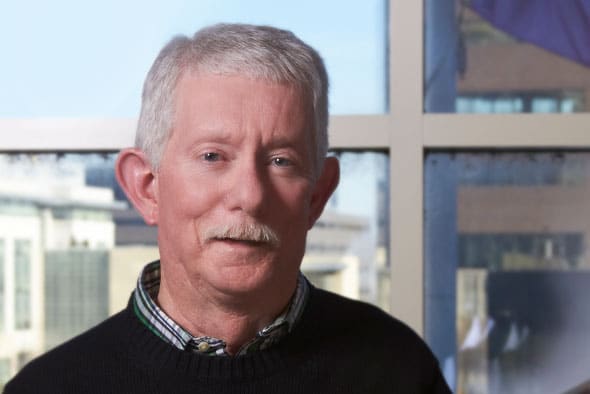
133, 261, 310, 356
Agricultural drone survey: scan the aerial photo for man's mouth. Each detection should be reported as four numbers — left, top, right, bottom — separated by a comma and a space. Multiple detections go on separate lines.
203, 223, 280, 247
214, 237, 266, 246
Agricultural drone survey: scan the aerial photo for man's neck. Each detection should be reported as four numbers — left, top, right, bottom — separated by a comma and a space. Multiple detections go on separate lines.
156, 271, 296, 354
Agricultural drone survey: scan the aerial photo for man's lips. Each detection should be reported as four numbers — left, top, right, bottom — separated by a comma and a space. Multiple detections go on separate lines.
211, 237, 269, 247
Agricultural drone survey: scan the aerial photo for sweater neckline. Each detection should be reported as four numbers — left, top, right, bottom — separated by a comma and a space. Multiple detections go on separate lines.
121, 289, 316, 381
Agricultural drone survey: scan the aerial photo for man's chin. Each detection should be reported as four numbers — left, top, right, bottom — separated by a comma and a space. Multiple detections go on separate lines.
202, 265, 275, 296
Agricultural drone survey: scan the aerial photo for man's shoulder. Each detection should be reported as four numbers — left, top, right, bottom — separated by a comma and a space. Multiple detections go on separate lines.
4, 309, 134, 393
308, 287, 421, 340
298, 288, 451, 393
304, 287, 440, 366
34, 308, 130, 361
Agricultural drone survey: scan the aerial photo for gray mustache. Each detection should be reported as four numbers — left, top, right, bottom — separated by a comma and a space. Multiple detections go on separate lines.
203, 222, 280, 246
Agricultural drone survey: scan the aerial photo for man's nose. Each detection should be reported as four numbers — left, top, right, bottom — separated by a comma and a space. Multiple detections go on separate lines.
225, 160, 267, 216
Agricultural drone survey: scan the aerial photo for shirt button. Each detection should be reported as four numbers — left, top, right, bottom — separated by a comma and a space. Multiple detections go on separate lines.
198, 342, 210, 352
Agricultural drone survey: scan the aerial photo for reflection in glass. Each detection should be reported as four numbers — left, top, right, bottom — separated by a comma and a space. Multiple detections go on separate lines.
425, 152, 590, 393
424, 0, 590, 113
0, 151, 389, 386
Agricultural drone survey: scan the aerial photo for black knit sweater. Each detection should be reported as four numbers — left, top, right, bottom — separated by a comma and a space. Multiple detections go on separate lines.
5, 287, 451, 394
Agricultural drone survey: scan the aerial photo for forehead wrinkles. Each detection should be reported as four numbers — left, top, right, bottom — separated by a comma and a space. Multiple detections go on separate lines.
172, 72, 315, 146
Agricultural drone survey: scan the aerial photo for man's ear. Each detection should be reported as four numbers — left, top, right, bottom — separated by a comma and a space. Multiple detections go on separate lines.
308, 156, 340, 228
115, 148, 159, 226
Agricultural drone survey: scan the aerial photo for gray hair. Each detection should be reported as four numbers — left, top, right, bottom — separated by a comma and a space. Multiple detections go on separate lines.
135, 23, 329, 173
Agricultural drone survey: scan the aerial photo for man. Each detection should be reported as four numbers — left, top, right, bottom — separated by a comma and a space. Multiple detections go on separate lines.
5, 24, 451, 393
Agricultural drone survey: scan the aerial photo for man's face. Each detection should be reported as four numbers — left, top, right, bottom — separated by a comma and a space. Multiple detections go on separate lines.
153, 72, 328, 298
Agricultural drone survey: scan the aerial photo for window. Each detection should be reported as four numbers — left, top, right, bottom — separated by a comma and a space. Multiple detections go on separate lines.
456, 91, 582, 114
0, 0, 388, 117
0, 358, 11, 392
424, 0, 590, 113
424, 152, 590, 393
0, 240, 4, 331
14, 240, 32, 330
44, 250, 110, 350
309, 151, 390, 310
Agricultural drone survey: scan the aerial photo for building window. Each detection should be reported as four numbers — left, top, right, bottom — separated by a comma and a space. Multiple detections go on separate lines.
0, 358, 11, 392
14, 240, 32, 330
456, 92, 582, 114
44, 250, 109, 350
0, 240, 4, 332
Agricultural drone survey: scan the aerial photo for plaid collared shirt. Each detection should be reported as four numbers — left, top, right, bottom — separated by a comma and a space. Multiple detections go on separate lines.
133, 261, 310, 356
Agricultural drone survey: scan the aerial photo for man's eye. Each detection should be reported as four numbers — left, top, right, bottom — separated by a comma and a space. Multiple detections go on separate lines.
203, 152, 220, 162
272, 157, 292, 167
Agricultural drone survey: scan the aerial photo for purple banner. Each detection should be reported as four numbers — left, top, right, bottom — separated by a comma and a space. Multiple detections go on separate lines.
471, 0, 590, 67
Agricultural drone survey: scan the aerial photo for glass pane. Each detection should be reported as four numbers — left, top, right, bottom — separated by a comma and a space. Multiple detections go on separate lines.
310, 151, 390, 311
0, 150, 389, 382
0, 0, 387, 117
424, 0, 590, 113
425, 152, 590, 393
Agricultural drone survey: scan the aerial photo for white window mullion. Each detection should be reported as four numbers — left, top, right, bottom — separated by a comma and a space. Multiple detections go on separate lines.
388, 0, 425, 335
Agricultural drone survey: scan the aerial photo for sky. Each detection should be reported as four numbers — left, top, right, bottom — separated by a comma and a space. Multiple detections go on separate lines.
0, 0, 386, 117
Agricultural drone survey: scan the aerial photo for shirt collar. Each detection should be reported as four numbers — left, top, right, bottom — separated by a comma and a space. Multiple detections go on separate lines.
133, 260, 310, 356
